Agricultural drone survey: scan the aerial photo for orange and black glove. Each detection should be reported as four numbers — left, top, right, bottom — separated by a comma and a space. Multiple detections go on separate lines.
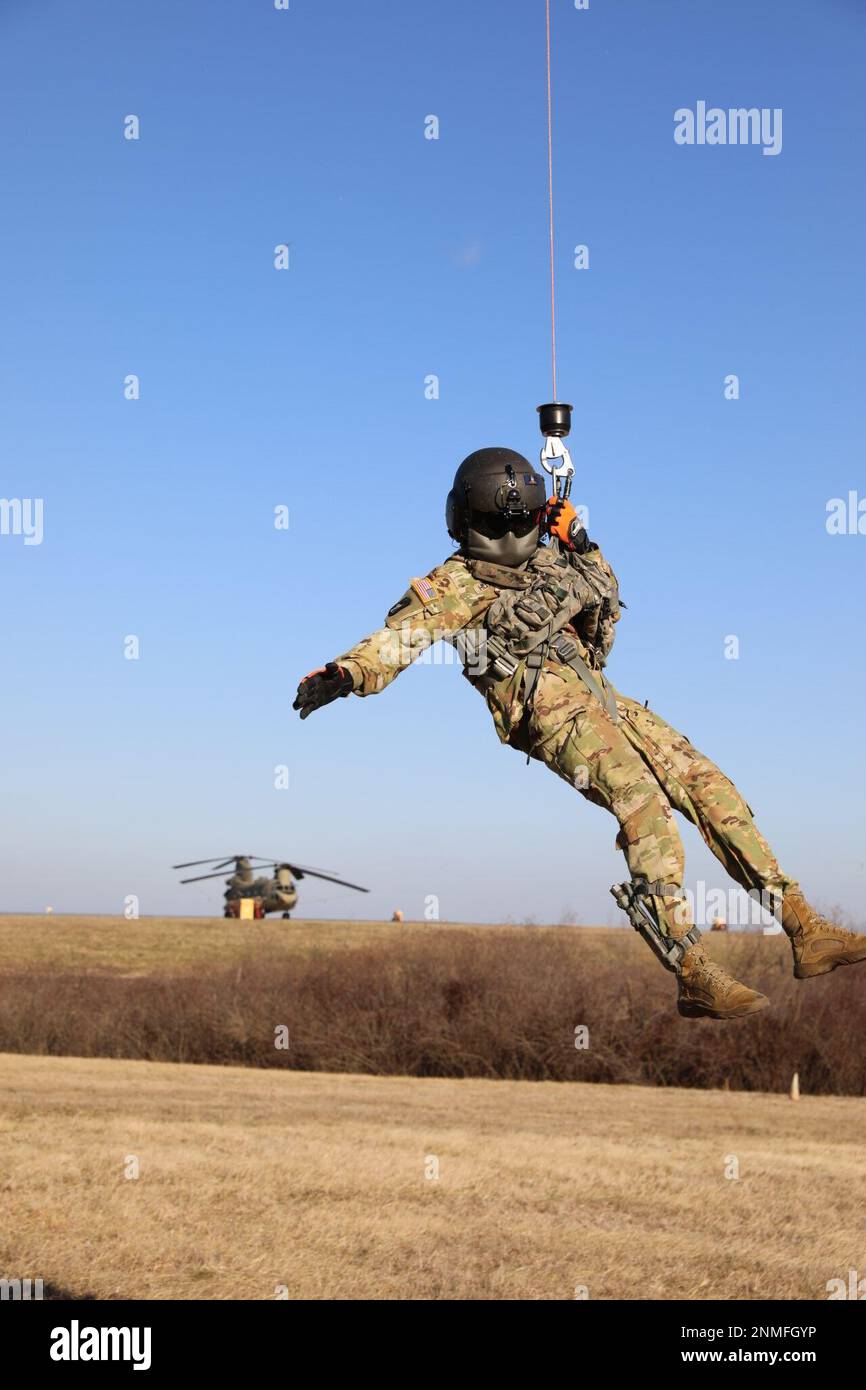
293, 662, 354, 719
545, 495, 583, 550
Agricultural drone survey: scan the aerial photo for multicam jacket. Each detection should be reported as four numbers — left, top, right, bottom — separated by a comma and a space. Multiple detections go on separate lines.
336, 541, 621, 752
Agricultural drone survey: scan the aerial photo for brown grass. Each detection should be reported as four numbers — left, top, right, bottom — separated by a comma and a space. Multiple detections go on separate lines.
0, 914, 410, 975
1, 918, 865, 1093
1, 1052, 863, 1301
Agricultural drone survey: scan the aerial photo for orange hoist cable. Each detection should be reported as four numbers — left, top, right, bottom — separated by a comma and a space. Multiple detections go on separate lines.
545, 0, 557, 403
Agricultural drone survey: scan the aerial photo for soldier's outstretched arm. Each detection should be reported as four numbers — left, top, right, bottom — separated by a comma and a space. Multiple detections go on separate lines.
292, 559, 491, 716
293, 662, 354, 719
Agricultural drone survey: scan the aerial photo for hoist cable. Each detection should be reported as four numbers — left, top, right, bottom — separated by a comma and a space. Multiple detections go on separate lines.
545, 0, 557, 402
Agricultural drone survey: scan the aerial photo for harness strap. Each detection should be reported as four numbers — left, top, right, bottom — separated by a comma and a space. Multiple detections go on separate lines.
464, 557, 534, 590
611, 879, 702, 973
636, 880, 680, 899
471, 628, 619, 724
550, 633, 619, 724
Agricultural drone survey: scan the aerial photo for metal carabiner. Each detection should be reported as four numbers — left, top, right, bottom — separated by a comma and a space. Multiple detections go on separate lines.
539, 434, 575, 501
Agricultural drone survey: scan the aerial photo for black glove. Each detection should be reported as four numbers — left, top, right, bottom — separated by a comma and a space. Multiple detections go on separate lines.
293, 662, 354, 719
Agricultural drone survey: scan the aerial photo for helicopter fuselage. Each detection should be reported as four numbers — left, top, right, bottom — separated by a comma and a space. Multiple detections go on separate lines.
223, 873, 297, 917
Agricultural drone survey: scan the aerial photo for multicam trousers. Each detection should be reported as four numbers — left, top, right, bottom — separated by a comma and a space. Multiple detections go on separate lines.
533, 688, 797, 912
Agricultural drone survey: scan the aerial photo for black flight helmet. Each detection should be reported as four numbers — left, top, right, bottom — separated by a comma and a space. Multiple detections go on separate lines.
445, 447, 547, 566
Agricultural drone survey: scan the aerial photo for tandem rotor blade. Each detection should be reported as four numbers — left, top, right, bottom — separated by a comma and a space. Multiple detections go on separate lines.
172, 857, 247, 870
282, 865, 369, 892
259, 859, 337, 876
175, 859, 368, 891
178, 869, 260, 884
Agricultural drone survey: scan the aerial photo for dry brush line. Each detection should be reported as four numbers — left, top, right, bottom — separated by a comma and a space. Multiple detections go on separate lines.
0, 929, 864, 1094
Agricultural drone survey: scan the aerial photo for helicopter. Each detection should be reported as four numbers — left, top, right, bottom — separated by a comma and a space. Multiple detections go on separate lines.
172, 855, 369, 919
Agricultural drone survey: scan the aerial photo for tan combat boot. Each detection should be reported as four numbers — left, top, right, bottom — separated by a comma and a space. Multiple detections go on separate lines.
781, 891, 866, 980
612, 879, 770, 1021
677, 942, 769, 1020
652, 885, 769, 1020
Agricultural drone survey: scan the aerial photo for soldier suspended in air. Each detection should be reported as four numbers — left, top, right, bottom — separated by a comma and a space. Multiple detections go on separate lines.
293, 410, 866, 1019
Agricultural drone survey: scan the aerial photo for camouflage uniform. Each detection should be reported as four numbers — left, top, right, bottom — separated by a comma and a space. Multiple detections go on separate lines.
336, 546, 798, 914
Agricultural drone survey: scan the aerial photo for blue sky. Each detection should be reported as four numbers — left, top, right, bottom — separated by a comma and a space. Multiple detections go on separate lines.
1, 0, 864, 924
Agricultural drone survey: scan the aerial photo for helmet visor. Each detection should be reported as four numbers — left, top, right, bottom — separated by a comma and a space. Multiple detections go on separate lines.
470, 507, 542, 540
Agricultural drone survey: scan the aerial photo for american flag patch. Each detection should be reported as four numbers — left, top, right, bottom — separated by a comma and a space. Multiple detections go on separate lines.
411, 576, 436, 604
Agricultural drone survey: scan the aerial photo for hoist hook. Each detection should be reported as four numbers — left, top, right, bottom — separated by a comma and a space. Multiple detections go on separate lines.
537, 400, 574, 501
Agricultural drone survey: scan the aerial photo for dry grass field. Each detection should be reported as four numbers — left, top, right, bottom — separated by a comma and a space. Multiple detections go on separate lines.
1, 1052, 863, 1301
0, 914, 622, 976
0, 913, 416, 975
